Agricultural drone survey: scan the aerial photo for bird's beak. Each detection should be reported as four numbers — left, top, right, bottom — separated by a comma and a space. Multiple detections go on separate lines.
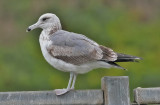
26, 22, 39, 32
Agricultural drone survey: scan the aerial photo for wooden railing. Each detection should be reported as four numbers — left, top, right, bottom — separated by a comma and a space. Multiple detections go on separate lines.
0, 76, 159, 105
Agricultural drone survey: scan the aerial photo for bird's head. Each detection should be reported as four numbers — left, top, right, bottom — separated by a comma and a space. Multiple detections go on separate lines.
26, 13, 61, 32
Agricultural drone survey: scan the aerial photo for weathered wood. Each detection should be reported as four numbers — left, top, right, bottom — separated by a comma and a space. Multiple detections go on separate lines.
0, 90, 103, 105
101, 76, 130, 105
131, 103, 147, 105
134, 87, 160, 104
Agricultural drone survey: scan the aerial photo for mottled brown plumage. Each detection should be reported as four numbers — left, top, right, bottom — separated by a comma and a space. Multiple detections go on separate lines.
46, 30, 120, 66
99, 45, 117, 61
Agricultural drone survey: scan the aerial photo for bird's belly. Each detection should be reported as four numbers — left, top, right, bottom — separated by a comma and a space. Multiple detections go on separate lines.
41, 48, 111, 74
40, 46, 98, 73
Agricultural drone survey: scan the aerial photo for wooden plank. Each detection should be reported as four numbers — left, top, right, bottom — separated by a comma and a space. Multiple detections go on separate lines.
131, 103, 147, 105
0, 90, 103, 105
134, 87, 160, 104
101, 76, 130, 105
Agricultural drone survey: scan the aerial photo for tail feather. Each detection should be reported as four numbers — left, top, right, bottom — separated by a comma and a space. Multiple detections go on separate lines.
100, 53, 142, 70
108, 62, 127, 70
115, 53, 142, 62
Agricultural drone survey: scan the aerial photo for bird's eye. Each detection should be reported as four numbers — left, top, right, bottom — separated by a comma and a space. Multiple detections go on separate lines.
42, 17, 49, 21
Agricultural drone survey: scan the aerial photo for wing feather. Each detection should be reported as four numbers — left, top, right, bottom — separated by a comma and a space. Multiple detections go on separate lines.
99, 45, 117, 61
47, 30, 118, 65
47, 30, 103, 65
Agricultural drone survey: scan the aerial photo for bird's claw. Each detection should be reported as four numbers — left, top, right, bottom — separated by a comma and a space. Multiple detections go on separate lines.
54, 89, 70, 95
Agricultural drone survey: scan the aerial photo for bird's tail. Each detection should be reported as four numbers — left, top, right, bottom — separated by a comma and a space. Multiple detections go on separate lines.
107, 53, 142, 70
115, 53, 142, 62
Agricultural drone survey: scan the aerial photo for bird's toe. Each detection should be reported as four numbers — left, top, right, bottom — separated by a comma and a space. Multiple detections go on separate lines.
70, 88, 75, 90
54, 89, 69, 95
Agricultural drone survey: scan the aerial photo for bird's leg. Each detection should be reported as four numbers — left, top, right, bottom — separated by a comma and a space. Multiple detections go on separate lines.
70, 73, 77, 90
55, 72, 73, 95
67, 72, 73, 90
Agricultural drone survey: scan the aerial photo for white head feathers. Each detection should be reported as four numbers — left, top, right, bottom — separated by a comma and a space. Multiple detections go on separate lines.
27, 13, 62, 33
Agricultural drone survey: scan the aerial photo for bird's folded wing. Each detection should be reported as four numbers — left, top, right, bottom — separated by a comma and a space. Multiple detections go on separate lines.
47, 30, 117, 65
99, 45, 117, 61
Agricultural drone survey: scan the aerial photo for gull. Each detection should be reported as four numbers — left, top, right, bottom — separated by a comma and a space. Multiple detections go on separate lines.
26, 13, 141, 95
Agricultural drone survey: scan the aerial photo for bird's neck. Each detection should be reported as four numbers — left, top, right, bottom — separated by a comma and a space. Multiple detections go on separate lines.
43, 23, 62, 35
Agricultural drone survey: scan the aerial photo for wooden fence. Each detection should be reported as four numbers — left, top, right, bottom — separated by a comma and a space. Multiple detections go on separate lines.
0, 76, 159, 105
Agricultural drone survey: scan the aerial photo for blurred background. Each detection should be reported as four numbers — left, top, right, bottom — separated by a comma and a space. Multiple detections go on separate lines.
0, 0, 160, 100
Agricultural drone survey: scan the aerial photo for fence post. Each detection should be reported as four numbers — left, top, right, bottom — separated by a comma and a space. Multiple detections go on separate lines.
101, 76, 130, 105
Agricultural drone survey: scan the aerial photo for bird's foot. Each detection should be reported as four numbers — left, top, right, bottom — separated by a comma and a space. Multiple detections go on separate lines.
70, 87, 74, 91
54, 89, 70, 96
